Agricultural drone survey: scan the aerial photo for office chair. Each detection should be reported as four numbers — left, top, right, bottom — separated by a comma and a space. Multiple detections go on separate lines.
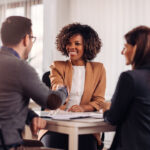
42, 71, 51, 88
41, 71, 51, 110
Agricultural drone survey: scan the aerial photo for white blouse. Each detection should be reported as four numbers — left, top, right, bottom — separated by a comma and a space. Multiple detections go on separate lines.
66, 66, 85, 109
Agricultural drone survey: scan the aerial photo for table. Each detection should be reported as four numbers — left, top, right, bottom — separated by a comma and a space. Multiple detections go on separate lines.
45, 118, 116, 150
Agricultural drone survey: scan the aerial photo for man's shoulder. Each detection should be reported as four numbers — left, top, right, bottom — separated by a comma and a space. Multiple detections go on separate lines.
19, 60, 37, 75
0, 51, 21, 67
1, 53, 36, 76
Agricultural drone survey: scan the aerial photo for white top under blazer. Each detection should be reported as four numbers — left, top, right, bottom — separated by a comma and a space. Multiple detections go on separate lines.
66, 66, 85, 109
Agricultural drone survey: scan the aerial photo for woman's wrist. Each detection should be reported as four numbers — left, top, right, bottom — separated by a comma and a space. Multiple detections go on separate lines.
81, 104, 95, 112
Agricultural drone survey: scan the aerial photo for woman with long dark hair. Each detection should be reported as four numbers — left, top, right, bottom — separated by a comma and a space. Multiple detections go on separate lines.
104, 26, 150, 150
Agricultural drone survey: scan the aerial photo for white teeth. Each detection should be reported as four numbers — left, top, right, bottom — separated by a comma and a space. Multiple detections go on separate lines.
69, 51, 77, 55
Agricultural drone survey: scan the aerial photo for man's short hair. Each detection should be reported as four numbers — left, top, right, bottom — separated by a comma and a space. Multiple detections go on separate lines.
1, 16, 32, 46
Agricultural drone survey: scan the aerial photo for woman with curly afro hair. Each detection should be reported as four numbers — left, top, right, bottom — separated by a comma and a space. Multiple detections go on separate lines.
40, 23, 109, 150
56, 23, 101, 61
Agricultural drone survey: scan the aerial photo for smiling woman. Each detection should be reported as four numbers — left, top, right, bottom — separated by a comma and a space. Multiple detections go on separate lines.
66, 34, 84, 66
104, 25, 150, 150
121, 43, 137, 66
40, 23, 110, 150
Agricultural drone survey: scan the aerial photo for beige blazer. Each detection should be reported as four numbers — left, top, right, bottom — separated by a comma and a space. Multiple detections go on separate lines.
39, 60, 106, 144
50, 60, 106, 111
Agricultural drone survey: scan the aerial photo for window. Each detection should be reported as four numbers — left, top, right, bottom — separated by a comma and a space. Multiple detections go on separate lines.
0, 0, 43, 77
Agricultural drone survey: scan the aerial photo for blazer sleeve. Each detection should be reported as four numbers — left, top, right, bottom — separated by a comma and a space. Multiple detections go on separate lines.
89, 64, 106, 110
19, 61, 67, 109
104, 72, 134, 125
50, 61, 65, 90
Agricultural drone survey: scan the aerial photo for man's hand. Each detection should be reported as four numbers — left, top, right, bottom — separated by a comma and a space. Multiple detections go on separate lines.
30, 117, 47, 135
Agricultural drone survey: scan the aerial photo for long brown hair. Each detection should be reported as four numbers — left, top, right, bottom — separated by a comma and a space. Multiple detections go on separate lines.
125, 26, 150, 69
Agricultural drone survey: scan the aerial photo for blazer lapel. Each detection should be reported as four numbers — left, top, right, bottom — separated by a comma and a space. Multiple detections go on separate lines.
80, 62, 93, 104
64, 60, 73, 93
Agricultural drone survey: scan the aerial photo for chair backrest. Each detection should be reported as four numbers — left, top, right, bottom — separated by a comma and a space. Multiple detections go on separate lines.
41, 71, 51, 110
23, 139, 44, 147
0, 128, 8, 150
42, 71, 51, 88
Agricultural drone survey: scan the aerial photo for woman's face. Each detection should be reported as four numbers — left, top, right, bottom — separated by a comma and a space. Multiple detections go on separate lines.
121, 43, 137, 65
66, 34, 84, 65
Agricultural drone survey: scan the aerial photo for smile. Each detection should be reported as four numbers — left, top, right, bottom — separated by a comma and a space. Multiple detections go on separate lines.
68, 51, 78, 56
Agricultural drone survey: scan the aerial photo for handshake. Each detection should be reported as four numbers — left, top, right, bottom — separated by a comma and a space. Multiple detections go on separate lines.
47, 85, 68, 110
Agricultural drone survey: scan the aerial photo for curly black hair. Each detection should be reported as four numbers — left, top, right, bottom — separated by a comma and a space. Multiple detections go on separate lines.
56, 23, 102, 61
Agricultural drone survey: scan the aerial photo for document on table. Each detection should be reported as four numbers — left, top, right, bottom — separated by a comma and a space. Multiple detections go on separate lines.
40, 109, 103, 120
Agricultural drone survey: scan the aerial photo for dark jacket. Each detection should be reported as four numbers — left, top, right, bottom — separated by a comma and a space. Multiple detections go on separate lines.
0, 47, 67, 146
104, 65, 150, 150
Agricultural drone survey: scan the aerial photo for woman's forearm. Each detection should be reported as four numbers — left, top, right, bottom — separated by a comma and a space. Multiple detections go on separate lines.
81, 104, 95, 112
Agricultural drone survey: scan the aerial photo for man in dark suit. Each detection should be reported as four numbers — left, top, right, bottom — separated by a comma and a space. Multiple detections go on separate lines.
0, 16, 68, 150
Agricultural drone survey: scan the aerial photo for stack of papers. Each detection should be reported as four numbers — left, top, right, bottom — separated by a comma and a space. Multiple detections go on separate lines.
40, 109, 103, 120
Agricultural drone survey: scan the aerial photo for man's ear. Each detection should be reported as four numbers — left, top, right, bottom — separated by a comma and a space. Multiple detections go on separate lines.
23, 34, 30, 47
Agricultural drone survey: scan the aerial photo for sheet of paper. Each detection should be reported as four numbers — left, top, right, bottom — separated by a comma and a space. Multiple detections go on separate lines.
40, 109, 103, 120
73, 118, 104, 122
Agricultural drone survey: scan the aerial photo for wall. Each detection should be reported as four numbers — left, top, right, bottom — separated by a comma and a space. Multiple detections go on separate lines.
43, 0, 150, 99
43, 0, 70, 72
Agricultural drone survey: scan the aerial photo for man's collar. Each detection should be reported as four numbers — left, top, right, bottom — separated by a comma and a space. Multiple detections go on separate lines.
1, 46, 20, 59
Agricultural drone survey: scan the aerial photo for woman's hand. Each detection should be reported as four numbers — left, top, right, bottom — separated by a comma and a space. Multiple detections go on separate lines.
68, 105, 85, 112
103, 101, 111, 112
68, 104, 95, 112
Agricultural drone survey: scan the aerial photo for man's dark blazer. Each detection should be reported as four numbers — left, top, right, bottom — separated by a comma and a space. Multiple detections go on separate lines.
104, 65, 150, 150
